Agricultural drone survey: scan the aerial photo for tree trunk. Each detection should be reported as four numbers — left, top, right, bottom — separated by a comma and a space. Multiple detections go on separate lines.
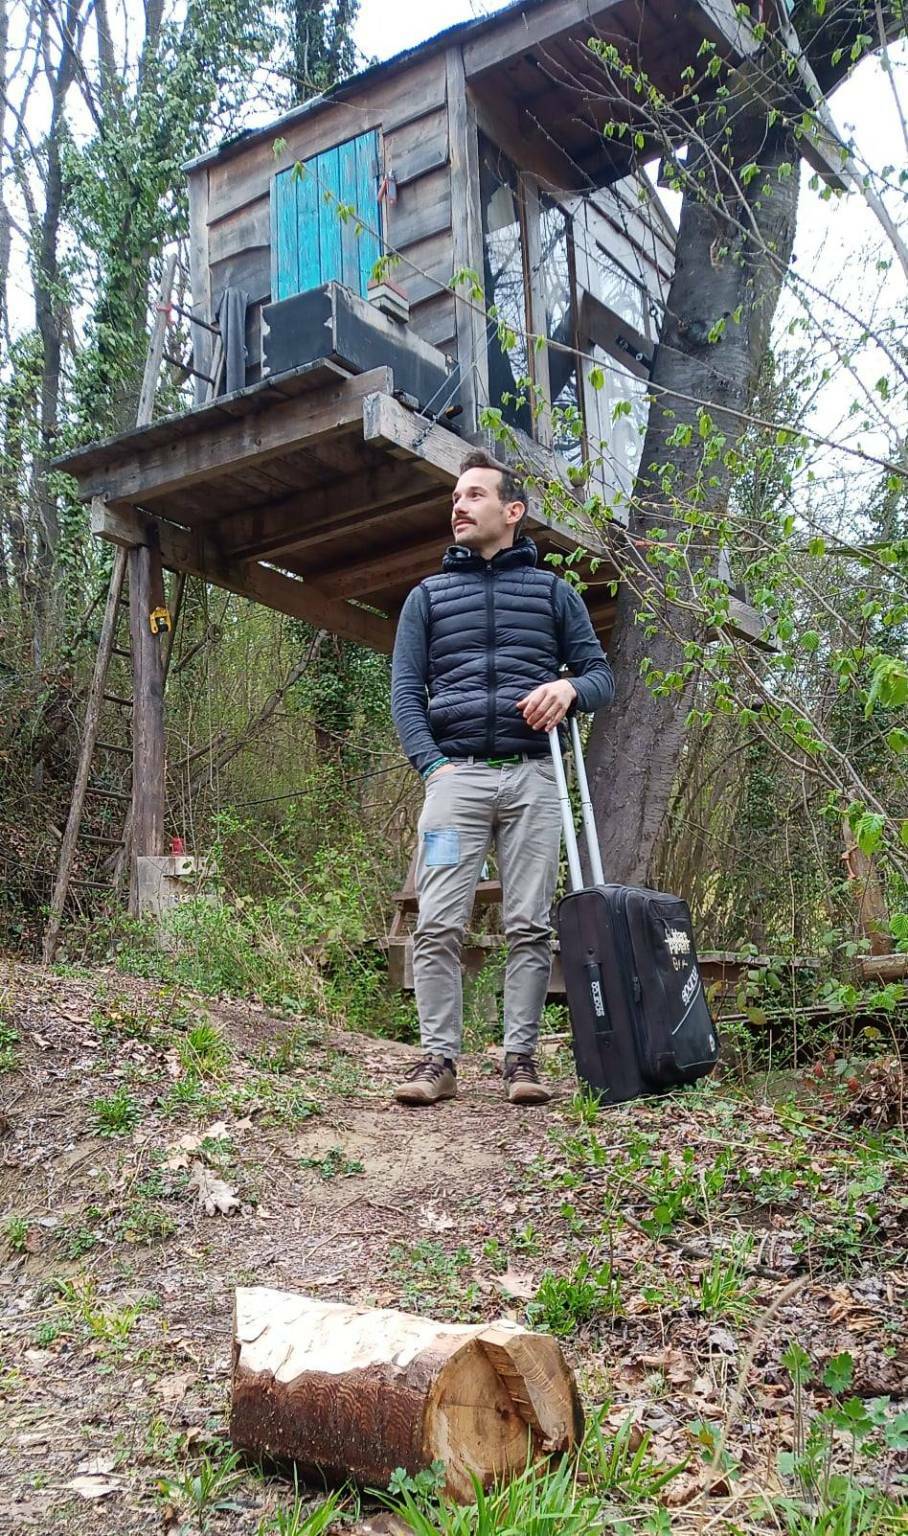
230, 1289, 583, 1503
586, 108, 800, 886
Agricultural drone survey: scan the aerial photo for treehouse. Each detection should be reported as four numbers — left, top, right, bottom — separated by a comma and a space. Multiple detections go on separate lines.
49, 0, 785, 942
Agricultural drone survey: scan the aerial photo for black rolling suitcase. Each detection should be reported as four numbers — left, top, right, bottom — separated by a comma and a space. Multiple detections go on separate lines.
550, 720, 719, 1104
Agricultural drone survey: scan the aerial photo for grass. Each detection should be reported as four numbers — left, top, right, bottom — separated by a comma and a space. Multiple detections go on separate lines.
381, 1452, 603, 1535
177, 1019, 231, 1077
391, 1240, 478, 1321
91, 1086, 140, 1136
694, 1237, 755, 1322
0, 1018, 19, 1071
158, 1447, 247, 1526
381, 1414, 686, 1533
527, 1258, 623, 1336
256, 1487, 345, 1535
4, 1214, 29, 1253
299, 1146, 364, 1180
50, 1276, 153, 1348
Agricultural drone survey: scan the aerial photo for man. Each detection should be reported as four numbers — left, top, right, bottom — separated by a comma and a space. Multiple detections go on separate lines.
390, 449, 614, 1106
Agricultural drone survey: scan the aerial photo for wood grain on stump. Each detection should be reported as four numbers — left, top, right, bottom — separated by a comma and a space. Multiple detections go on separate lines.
230, 1288, 584, 1502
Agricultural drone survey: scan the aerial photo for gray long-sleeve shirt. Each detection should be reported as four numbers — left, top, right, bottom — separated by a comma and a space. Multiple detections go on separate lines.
391, 561, 614, 775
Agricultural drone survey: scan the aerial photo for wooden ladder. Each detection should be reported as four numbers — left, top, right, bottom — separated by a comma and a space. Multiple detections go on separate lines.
42, 255, 216, 962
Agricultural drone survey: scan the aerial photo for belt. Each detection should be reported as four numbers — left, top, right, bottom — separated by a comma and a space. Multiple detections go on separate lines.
456, 753, 541, 766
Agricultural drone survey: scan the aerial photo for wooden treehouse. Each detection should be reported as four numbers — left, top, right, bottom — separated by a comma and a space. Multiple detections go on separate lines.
47, 0, 817, 960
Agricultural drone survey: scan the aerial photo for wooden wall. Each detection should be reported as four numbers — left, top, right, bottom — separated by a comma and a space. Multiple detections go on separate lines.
187, 52, 457, 388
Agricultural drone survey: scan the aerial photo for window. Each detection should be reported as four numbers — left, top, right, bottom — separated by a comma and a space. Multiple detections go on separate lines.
588, 347, 649, 510
592, 249, 651, 338
539, 196, 582, 467
270, 131, 382, 302
478, 136, 532, 437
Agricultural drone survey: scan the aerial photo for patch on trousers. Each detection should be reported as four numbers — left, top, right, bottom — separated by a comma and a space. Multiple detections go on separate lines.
423, 828, 460, 867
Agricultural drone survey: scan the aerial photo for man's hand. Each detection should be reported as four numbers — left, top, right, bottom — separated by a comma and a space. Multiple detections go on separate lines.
426, 762, 457, 781
516, 679, 577, 731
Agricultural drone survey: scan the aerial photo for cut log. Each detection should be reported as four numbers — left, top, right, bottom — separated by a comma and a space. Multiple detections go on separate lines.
230, 1289, 583, 1502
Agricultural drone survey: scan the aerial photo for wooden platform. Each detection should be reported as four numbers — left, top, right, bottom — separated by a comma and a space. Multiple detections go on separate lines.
58, 360, 621, 652
59, 359, 773, 654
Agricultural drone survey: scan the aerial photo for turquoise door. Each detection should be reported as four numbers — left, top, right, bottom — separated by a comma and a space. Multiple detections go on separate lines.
271, 131, 382, 302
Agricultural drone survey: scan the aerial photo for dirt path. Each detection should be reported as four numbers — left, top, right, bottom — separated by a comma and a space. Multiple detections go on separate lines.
0, 960, 905, 1533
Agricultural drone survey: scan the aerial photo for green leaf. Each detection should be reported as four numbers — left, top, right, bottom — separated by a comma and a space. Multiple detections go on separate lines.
865, 654, 908, 715
822, 1352, 854, 1395
855, 813, 884, 856
800, 630, 820, 654
781, 1341, 811, 1386
887, 729, 908, 754
590, 365, 604, 390
808, 536, 826, 557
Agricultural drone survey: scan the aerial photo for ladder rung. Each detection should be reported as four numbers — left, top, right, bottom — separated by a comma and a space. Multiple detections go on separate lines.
103, 693, 132, 707
86, 785, 131, 801
163, 349, 215, 383
97, 741, 132, 756
80, 832, 125, 847
70, 877, 114, 891
112, 647, 131, 658
170, 301, 220, 334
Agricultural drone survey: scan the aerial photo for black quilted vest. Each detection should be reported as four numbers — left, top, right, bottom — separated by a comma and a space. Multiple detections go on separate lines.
421, 536, 561, 760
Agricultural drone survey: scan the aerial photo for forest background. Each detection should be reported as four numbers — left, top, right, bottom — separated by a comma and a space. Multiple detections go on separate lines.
0, 0, 906, 1065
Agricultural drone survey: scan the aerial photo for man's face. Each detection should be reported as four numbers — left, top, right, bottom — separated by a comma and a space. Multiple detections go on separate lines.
451, 468, 523, 555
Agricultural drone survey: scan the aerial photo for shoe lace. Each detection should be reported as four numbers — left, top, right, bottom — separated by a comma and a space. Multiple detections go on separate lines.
407, 1055, 449, 1082
506, 1055, 540, 1083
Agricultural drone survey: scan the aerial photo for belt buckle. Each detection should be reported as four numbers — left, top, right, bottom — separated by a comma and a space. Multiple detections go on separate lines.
487, 755, 520, 767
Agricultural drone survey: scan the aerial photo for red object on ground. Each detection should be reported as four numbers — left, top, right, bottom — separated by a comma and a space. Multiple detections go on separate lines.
171, 836, 185, 855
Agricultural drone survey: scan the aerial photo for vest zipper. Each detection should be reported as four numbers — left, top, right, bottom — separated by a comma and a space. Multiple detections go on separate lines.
485, 564, 496, 757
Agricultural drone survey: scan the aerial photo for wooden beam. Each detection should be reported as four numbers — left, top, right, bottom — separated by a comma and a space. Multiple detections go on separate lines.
685, 0, 763, 60
91, 501, 395, 653
855, 953, 908, 983
316, 529, 451, 598
446, 49, 490, 433
129, 533, 167, 878
363, 392, 610, 561
363, 390, 474, 480
187, 169, 212, 406
74, 368, 393, 507
579, 291, 652, 380
136, 254, 178, 427
470, 86, 589, 197
723, 595, 776, 652
463, 0, 623, 81
217, 460, 450, 562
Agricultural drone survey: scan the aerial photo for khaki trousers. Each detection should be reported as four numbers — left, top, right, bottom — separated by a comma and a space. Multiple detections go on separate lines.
413, 759, 562, 1058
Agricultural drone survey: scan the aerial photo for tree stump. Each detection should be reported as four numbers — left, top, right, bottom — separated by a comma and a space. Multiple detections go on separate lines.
230, 1288, 584, 1502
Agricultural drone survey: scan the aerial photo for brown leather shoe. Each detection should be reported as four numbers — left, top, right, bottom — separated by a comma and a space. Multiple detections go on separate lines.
394, 1054, 457, 1105
504, 1053, 552, 1105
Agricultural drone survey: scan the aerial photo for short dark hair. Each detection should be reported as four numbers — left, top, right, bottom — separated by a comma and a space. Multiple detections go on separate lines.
458, 449, 528, 539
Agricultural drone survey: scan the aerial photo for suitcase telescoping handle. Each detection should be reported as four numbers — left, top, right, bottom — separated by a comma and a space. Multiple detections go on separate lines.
548, 718, 606, 892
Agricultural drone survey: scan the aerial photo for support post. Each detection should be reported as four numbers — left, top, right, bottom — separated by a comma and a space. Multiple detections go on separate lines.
446, 48, 488, 435
129, 526, 167, 910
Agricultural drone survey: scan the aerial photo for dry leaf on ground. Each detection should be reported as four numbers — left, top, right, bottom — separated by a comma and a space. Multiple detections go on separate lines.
419, 1204, 454, 1232
65, 1475, 122, 1500
495, 1265, 537, 1301
163, 1120, 232, 1170
154, 1370, 196, 1404
189, 1160, 240, 1216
